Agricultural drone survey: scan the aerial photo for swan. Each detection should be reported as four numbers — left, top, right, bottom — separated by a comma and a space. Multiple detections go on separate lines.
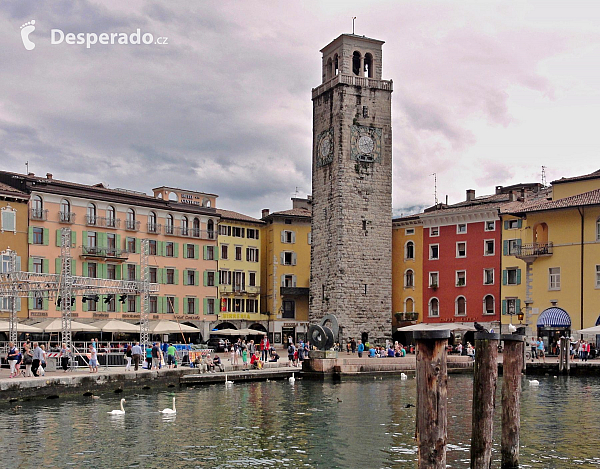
108, 398, 126, 415
400, 373, 407, 380
528, 379, 540, 386
225, 375, 233, 387
159, 397, 176, 414
289, 373, 295, 383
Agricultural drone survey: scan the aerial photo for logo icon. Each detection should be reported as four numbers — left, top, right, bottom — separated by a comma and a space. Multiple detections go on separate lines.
20, 20, 36, 50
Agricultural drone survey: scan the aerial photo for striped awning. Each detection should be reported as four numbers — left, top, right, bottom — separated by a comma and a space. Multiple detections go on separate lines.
596, 315, 600, 327
537, 307, 571, 328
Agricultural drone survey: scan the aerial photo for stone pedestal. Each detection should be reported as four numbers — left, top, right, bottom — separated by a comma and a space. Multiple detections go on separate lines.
308, 350, 338, 359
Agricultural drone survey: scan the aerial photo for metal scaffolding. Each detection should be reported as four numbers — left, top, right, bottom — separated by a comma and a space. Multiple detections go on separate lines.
0, 228, 158, 350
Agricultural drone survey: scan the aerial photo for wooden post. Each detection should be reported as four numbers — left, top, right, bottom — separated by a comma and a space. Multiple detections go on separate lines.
501, 334, 524, 469
414, 330, 450, 469
470, 332, 500, 469
565, 336, 570, 372
558, 337, 564, 373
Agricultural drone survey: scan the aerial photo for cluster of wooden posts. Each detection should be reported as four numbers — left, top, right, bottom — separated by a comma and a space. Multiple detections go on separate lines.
414, 330, 524, 469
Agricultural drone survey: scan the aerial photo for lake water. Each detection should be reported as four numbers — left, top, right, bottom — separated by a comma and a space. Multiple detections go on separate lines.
1, 374, 600, 468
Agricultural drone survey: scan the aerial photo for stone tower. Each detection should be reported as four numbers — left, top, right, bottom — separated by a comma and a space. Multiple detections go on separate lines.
309, 34, 393, 344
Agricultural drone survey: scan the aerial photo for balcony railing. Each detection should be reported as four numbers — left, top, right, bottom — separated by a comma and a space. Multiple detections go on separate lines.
165, 225, 216, 240
515, 242, 553, 260
81, 245, 129, 259
395, 312, 419, 322
30, 208, 48, 220
312, 73, 394, 99
147, 222, 161, 234
219, 285, 260, 295
125, 220, 140, 231
85, 214, 97, 226
96, 216, 120, 229
58, 211, 76, 223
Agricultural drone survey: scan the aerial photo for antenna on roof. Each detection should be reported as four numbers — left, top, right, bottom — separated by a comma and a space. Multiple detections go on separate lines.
541, 166, 547, 187
352, 16, 356, 35
294, 186, 299, 198
25, 161, 29, 174
430, 173, 438, 205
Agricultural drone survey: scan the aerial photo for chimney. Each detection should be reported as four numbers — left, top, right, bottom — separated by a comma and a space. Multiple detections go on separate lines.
27, 172, 35, 176
509, 191, 517, 202
466, 189, 475, 201
46, 173, 53, 180
261, 209, 270, 219
495, 185, 502, 194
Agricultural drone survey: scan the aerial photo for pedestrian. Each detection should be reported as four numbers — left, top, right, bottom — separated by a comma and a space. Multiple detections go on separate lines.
260, 336, 270, 362
39, 344, 47, 376
131, 342, 143, 371
32, 342, 43, 377
7, 342, 19, 378
167, 343, 176, 368
58, 343, 70, 372
145, 343, 153, 369
249, 340, 255, 356
242, 346, 249, 370
529, 337, 538, 361
88, 343, 98, 373
357, 339, 364, 358
22, 343, 33, 377
351, 337, 357, 354
287, 342, 295, 366
151, 342, 160, 370
124, 345, 132, 371
298, 343, 305, 365
346, 340, 351, 354
232, 341, 239, 366
537, 338, 546, 363
584, 340, 591, 362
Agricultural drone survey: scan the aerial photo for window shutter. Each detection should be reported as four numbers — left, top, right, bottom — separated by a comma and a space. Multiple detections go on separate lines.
183, 244, 187, 259
182, 270, 187, 286
214, 271, 219, 286
194, 298, 199, 314
28, 227, 33, 244
174, 269, 179, 285
281, 231, 285, 242
214, 247, 219, 261
135, 264, 140, 280
502, 300, 507, 315
174, 243, 179, 258
502, 270, 508, 285
56, 229, 61, 247
293, 275, 297, 287
256, 230, 259, 240
174, 297, 179, 314
281, 274, 285, 285
82, 297, 88, 312
136, 295, 141, 313
291, 231, 296, 243
203, 271, 208, 287
71, 230, 77, 247
504, 220, 509, 230
194, 245, 199, 260
42, 228, 49, 246
55, 258, 61, 274
42, 296, 48, 311
203, 298, 208, 315
241, 228, 245, 237
28, 295, 33, 310
516, 299, 521, 312
503, 241, 508, 256
135, 238, 141, 253
115, 264, 121, 280
42, 259, 49, 273
116, 234, 121, 250
98, 232, 107, 248
203, 245, 208, 260
517, 219, 522, 228
292, 253, 297, 265
516, 239, 522, 247
195, 272, 199, 286
82, 262, 88, 277
280, 252, 284, 264
82, 231, 88, 246
516, 269, 521, 285
28, 258, 34, 272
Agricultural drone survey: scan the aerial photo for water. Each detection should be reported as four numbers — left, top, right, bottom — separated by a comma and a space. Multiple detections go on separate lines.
1, 375, 600, 468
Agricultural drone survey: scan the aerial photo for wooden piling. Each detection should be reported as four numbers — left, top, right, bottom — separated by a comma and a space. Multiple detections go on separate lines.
470, 332, 500, 469
414, 330, 450, 469
501, 334, 524, 469
558, 338, 564, 373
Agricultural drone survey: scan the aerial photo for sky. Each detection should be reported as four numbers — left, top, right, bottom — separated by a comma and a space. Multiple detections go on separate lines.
1, 0, 600, 219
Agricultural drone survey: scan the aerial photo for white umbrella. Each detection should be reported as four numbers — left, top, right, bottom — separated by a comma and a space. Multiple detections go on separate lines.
210, 328, 239, 336
238, 328, 267, 336
147, 320, 199, 334
33, 318, 99, 332
0, 321, 43, 333
91, 319, 139, 333
576, 325, 600, 334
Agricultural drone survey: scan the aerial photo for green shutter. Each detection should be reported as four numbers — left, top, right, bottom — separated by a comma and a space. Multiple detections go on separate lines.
203, 245, 208, 260
28, 296, 33, 310
82, 297, 88, 312
517, 219, 522, 228
158, 268, 164, 284
516, 239, 522, 248
98, 232, 107, 248
502, 300, 507, 315
502, 270, 508, 285
174, 269, 179, 285
183, 270, 188, 286
174, 297, 179, 314
157, 241, 162, 256
194, 245, 199, 259
115, 296, 121, 313
82, 262, 88, 277
503, 240, 509, 256
203, 271, 208, 287
504, 220, 509, 230
183, 244, 187, 259
135, 265, 140, 280
71, 230, 76, 247
157, 296, 163, 314
82, 231, 88, 246
115, 264, 121, 280
72, 259, 76, 276
28, 226, 34, 244
42, 295, 48, 310
214, 247, 219, 261
162, 297, 168, 314
516, 299, 521, 312
28, 258, 34, 272
42, 259, 49, 273
55, 258, 61, 274
174, 243, 179, 258
194, 272, 199, 286
42, 228, 49, 245
99, 263, 106, 279
215, 271, 219, 286
136, 295, 141, 313
116, 234, 122, 250
203, 298, 208, 314
516, 269, 521, 285
136, 238, 141, 253
56, 229, 62, 247
194, 298, 199, 314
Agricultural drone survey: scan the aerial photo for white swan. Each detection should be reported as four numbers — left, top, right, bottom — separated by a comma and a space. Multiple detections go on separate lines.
528, 379, 540, 386
289, 373, 295, 383
159, 397, 176, 414
225, 375, 233, 386
108, 398, 126, 415
400, 373, 407, 380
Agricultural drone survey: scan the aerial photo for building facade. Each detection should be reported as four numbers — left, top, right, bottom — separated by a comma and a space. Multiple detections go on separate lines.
310, 33, 393, 345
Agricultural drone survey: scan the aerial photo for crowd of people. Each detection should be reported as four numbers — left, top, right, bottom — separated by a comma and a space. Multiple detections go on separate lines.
345, 338, 410, 358
7, 340, 48, 378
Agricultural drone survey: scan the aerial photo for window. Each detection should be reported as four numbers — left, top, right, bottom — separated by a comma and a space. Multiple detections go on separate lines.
1, 206, 16, 232
87, 262, 97, 278
126, 237, 136, 253
187, 297, 196, 314
149, 240, 157, 256
149, 296, 157, 314
166, 297, 175, 314
60, 199, 72, 222
166, 214, 174, 234
282, 230, 295, 243
429, 244, 439, 260
429, 272, 439, 288
483, 295, 495, 315
405, 228, 415, 235
455, 296, 466, 316
284, 219, 292, 225
456, 270, 466, 287
205, 246, 215, 260
506, 239, 521, 256
549, 267, 561, 290
283, 251, 296, 265
456, 242, 466, 258
405, 269, 414, 288
33, 227, 43, 244
506, 219, 521, 229
457, 223, 467, 234
127, 295, 136, 313
187, 244, 195, 258
247, 228, 259, 239
87, 296, 97, 312
235, 246, 242, 261
219, 270, 231, 285
107, 264, 116, 280
405, 241, 415, 260
484, 240, 494, 256
206, 298, 215, 315
194, 218, 201, 237
181, 216, 189, 236
430, 226, 439, 237
246, 299, 258, 312
233, 271, 245, 291
107, 233, 116, 254
232, 227, 245, 238
127, 264, 136, 281
32, 257, 43, 273
87, 231, 97, 249
126, 209, 136, 230
33, 292, 44, 310
485, 220, 495, 231
107, 295, 116, 313
187, 270, 196, 285
405, 297, 415, 313
165, 242, 174, 257
504, 268, 521, 285
206, 271, 215, 286
233, 298, 244, 312
597, 218, 600, 241
282, 300, 295, 318
87, 203, 97, 225
504, 298, 519, 315
484, 268, 494, 285
148, 212, 157, 232
219, 225, 230, 236
32, 195, 43, 218
596, 265, 600, 288
166, 268, 175, 285
149, 267, 157, 284
249, 272, 256, 287
283, 274, 294, 287
429, 298, 439, 317
221, 244, 228, 260
106, 206, 116, 227
246, 247, 259, 262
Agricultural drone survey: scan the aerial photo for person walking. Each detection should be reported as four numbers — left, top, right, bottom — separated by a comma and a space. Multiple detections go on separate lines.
287, 342, 295, 366
145, 344, 153, 369
151, 342, 160, 370
357, 339, 364, 358
242, 345, 249, 370
584, 341, 591, 362
58, 343, 70, 372
7, 342, 19, 378
530, 337, 538, 361
22, 343, 33, 377
166, 343, 176, 368
39, 344, 47, 376
537, 338, 546, 363
124, 345, 132, 371
351, 338, 357, 354
88, 344, 98, 373
32, 342, 43, 377
260, 336, 270, 362
131, 342, 143, 371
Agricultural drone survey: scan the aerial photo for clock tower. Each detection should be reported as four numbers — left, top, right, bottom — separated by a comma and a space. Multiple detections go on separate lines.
310, 34, 393, 344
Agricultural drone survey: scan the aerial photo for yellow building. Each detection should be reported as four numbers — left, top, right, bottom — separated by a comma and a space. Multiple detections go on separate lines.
500, 170, 600, 350
391, 215, 422, 333
215, 208, 268, 330
261, 197, 311, 346
0, 182, 29, 320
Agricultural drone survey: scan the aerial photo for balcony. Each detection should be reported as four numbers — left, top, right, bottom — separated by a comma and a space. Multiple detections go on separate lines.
147, 222, 161, 234
312, 73, 394, 99
395, 312, 419, 322
219, 285, 260, 296
81, 245, 129, 260
85, 215, 97, 226
165, 226, 217, 240
96, 216, 120, 229
58, 211, 75, 224
280, 286, 309, 296
515, 242, 553, 261
125, 220, 140, 231
30, 208, 48, 221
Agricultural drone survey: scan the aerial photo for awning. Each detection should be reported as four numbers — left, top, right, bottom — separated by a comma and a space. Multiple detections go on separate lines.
396, 323, 476, 332
0, 321, 43, 333
537, 307, 571, 328
33, 319, 99, 332
147, 320, 199, 334
596, 315, 600, 327
90, 319, 139, 333
577, 325, 600, 334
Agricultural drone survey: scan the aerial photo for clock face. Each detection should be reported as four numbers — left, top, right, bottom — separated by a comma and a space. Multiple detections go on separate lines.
320, 137, 331, 158
316, 129, 333, 167
358, 136, 374, 154
350, 125, 382, 163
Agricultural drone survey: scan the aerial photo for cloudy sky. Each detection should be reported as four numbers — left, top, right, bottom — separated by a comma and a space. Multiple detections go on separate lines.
1, 1, 599, 218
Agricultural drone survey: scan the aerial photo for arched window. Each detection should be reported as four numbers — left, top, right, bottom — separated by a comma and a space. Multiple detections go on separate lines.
166, 214, 174, 234
60, 199, 72, 223
429, 298, 439, 317
405, 297, 414, 313
456, 296, 466, 316
87, 203, 96, 225
181, 216, 189, 235
326, 57, 333, 80
207, 219, 214, 239
405, 241, 415, 260
148, 211, 157, 233
352, 51, 361, 75
334, 54, 339, 76
193, 217, 200, 237
364, 53, 373, 78
483, 295, 495, 315
405, 269, 414, 288
106, 206, 116, 227
126, 209, 136, 230
31, 195, 44, 220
